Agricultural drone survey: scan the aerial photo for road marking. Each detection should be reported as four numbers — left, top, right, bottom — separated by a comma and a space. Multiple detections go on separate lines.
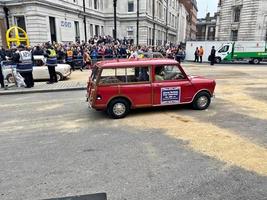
122, 113, 267, 176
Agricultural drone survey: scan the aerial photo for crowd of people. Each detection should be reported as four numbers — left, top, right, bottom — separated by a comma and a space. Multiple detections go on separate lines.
0, 35, 218, 89
194, 45, 216, 65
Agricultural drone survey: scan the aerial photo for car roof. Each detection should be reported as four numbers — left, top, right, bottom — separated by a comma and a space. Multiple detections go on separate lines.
96, 58, 177, 68
143, 52, 162, 55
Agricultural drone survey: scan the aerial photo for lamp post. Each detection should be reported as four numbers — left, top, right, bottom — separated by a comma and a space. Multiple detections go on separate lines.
136, 0, 139, 45
152, 0, 155, 46
83, 0, 87, 42
113, 0, 117, 40
165, 0, 168, 45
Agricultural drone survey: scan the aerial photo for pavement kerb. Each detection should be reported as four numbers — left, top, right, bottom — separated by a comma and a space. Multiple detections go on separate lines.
0, 86, 86, 95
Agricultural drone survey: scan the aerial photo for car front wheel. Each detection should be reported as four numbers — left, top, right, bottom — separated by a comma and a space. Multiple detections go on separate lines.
56, 72, 63, 81
107, 98, 130, 119
6, 74, 15, 83
215, 57, 221, 63
192, 91, 211, 110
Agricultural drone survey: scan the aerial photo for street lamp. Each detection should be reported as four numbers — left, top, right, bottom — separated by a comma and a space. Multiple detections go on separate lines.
83, 0, 87, 42
152, 0, 155, 46
113, 0, 117, 40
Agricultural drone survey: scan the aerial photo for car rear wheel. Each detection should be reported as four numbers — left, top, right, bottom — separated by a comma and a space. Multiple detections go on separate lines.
56, 72, 63, 81
252, 58, 260, 64
192, 91, 211, 110
107, 98, 130, 119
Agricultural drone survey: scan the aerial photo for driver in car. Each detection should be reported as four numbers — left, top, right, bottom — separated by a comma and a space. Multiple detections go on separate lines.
155, 66, 164, 81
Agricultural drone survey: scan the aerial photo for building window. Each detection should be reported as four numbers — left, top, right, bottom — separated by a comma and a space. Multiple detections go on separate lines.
90, 24, 93, 37
101, 26, 104, 36
233, 7, 241, 22
94, 0, 98, 9
15, 16, 26, 32
100, 0, 103, 10
128, 1, 134, 12
127, 26, 134, 38
231, 30, 238, 41
74, 21, 80, 42
95, 25, 99, 36
158, 3, 162, 19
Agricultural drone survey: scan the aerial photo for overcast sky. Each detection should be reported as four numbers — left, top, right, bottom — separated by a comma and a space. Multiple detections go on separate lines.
197, 0, 219, 18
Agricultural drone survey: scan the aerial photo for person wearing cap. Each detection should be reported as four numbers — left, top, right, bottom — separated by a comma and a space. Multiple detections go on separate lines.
45, 44, 58, 84
12, 44, 34, 88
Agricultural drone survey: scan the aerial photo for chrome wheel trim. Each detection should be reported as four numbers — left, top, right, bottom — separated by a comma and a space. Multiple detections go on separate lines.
197, 96, 208, 108
56, 74, 61, 81
113, 103, 126, 116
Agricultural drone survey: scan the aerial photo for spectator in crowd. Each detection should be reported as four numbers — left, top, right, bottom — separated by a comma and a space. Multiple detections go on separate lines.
83, 49, 92, 69
209, 46, 216, 66
175, 47, 184, 64
57, 47, 66, 64
194, 47, 199, 62
199, 46, 204, 63
32, 45, 44, 56
66, 47, 74, 70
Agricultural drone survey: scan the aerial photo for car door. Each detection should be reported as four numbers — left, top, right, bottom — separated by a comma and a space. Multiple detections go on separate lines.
152, 65, 195, 106
33, 59, 49, 80
119, 66, 152, 107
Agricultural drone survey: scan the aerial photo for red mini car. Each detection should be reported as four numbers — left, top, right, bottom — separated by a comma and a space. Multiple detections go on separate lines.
87, 59, 216, 119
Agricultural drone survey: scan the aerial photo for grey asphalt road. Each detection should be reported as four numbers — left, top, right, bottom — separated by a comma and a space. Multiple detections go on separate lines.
0, 64, 267, 200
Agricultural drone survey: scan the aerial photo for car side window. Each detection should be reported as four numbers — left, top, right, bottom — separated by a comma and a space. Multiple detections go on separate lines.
218, 45, 229, 53
99, 67, 150, 85
155, 65, 185, 81
127, 67, 150, 82
34, 59, 44, 67
99, 68, 121, 84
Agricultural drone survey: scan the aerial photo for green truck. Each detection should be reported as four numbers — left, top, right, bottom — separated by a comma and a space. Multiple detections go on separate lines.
215, 41, 267, 64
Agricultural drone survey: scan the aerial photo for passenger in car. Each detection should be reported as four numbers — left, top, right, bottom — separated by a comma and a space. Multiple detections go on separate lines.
137, 68, 149, 82
155, 66, 164, 81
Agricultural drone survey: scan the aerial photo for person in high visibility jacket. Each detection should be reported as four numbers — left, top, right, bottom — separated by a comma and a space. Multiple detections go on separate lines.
45, 44, 58, 84
12, 45, 34, 88
66, 47, 74, 71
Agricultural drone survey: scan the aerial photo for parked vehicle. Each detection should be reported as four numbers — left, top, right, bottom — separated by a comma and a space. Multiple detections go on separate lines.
215, 41, 267, 64
143, 52, 164, 59
87, 58, 216, 119
3, 56, 71, 83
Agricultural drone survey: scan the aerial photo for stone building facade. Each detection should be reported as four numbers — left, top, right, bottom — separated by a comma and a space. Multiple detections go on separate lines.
196, 13, 217, 41
216, 0, 267, 41
179, 0, 198, 41
0, 0, 193, 47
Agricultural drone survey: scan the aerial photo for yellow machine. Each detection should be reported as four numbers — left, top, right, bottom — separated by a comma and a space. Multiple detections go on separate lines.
6, 26, 29, 48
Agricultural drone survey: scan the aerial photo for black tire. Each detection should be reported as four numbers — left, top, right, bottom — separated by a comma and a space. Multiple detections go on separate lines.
6, 74, 15, 83
56, 72, 63, 81
215, 57, 221, 64
107, 98, 130, 119
252, 58, 260, 64
192, 91, 211, 110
